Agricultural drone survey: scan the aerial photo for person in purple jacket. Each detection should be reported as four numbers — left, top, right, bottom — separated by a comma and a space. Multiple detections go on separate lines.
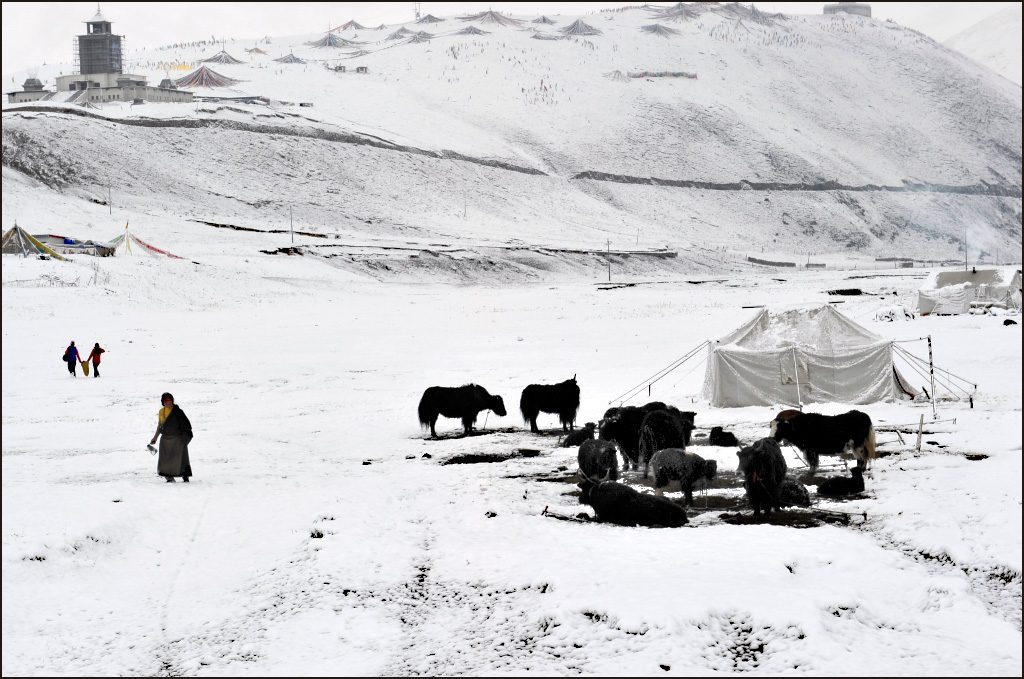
63, 341, 80, 377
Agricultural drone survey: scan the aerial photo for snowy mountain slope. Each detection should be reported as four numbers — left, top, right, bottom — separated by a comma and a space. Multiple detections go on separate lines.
945, 5, 1023, 86
2, 4, 1022, 268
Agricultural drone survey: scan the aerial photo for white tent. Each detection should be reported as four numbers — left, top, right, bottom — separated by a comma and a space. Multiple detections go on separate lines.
701, 305, 918, 407
917, 267, 1022, 315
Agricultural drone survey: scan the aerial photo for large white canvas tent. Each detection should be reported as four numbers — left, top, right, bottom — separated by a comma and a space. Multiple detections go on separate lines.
701, 305, 918, 407
917, 268, 1022, 315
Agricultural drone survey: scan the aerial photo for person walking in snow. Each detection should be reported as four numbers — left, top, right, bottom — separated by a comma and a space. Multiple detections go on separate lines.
85, 342, 105, 378
150, 392, 194, 483
63, 341, 79, 377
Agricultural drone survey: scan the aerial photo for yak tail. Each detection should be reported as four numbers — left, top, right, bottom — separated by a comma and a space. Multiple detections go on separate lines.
866, 426, 877, 461
417, 395, 431, 428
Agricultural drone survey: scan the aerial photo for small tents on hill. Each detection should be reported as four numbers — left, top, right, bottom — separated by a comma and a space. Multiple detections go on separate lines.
200, 50, 245, 64
533, 16, 557, 25
107, 224, 184, 259
273, 52, 306, 64
246, 46, 268, 55
458, 10, 523, 27
561, 19, 602, 36
641, 23, 680, 37
2, 224, 66, 260
33, 234, 114, 257
918, 268, 1022, 315
175, 65, 241, 88
456, 26, 491, 36
701, 306, 918, 407
334, 20, 367, 31
307, 32, 362, 48
386, 27, 413, 40
416, 14, 444, 24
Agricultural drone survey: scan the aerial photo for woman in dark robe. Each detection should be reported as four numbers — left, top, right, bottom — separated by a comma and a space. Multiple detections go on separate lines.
150, 392, 193, 483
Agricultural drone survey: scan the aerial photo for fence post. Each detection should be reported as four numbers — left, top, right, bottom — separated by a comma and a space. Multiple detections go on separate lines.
916, 414, 923, 452
927, 335, 937, 419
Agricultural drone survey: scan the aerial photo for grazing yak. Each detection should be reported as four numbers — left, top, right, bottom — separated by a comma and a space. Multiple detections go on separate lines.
772, 409, 876, 472
599, 402, 665, 470
520, 376, 580, 433
638, 408, 696, 475
708, 426, 739, 447
561, 422, 596, 448
578, 479, 688, 528
817, 467, 865, 496
417, 384, 507, 438
737, 438, 788, 516
577, 439, 619, 482
647, 448, 717, 505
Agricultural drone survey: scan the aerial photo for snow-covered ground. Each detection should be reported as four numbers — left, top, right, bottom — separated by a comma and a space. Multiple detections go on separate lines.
3, 4, 1021, 262
2, 250, 1021, 675
945, 4, 1023, 86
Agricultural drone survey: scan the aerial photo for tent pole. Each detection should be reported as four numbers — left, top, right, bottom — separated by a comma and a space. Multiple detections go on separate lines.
927, 335, 936, 419
792, 347, 802, 410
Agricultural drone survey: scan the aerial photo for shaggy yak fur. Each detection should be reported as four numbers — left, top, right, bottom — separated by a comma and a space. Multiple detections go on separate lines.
708, 426, 739, 447
578, 480, 688, 528
817, 467, 865, 496
599, 402, 666, 470
647, 448, 717, 505
577, 438, 619, 483
779, 478, 811, 507
417, 384, 507, 438
772, 409, 876, 472
561, 422, 596, 448
520, 376, 580, 433
737, 438, 788, 516
637, 408, 696, 476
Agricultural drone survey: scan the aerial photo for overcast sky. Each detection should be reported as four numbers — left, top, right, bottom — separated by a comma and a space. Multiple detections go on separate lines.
1, 2, 1018, 79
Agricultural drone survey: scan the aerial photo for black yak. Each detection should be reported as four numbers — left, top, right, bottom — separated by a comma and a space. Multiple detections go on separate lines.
578, 480, 688, 528
779, 478, 811, 507
417, 384, 507, 438
599, 402, 680, 470
520, 376, 580, 433
817, 467, 865, 496
772, 410, 876, 472
577, 439, 619, 482
708, 426, 739, 447
638, 408, 695, 476
647, 448, 717, 505
737, 438, 788, 516
561, 422, 596, 448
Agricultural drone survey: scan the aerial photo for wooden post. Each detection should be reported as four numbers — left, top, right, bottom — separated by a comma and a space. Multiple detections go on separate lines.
607, 238, 611, 282
792, 347, 802, 409
916, 414, 923, 452
290, 205, 294, 244
927, 335, 936, 419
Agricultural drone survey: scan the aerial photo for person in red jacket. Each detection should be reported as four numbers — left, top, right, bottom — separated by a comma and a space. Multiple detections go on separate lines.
85, 343, 105, 378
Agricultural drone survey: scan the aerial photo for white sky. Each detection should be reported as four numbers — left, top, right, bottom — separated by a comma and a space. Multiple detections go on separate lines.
1, 2, 1019, 79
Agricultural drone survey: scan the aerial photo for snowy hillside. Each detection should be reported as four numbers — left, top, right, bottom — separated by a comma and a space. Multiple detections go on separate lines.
2, 3, 1021, 269
945, 5, 1023, 87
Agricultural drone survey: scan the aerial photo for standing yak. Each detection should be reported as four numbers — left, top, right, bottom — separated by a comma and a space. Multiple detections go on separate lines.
772, 409, 876, 472
418, 384, 507, 438
599, 401, 669, 470
737, 437, 788, 516
519, 375, 579, 433
637, 407, 696, 476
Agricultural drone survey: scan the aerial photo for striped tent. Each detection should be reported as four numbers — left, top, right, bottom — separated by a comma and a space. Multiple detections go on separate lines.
175, 65, 241, 88
2, 224, 66, 260
200, 50, 245, 64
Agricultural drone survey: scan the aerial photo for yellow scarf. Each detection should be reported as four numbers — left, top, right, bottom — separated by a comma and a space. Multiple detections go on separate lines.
159, 406, 173, 425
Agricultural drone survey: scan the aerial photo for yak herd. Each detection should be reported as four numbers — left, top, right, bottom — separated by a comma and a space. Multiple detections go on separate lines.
417, 378, 878, 528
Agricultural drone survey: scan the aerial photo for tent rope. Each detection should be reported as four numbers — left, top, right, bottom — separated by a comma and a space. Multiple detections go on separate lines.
608, 340, 710, 405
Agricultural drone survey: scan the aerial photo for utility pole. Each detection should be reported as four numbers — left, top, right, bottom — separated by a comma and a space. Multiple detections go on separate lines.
290, 205, 294, 244
108, 186, 111, 215
963, 224, 968, 271
607, 238, 611, 282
